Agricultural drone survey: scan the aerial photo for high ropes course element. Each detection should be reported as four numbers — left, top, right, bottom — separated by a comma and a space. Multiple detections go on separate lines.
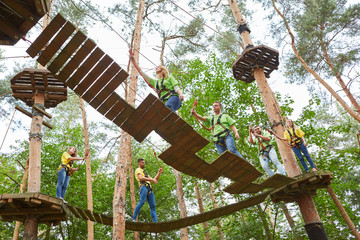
0, 12, 333, 232
0, 171, 332, 233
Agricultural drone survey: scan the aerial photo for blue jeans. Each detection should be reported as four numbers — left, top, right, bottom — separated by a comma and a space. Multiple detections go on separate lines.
215, 134, 242, 158
165, 95, 181, 112
56, 168, 70, 199
132, 185, 157, 222
259, 147, 286, 176
292, 142, 315, 172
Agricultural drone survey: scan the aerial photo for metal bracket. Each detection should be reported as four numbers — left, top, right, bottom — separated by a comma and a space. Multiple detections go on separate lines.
29, 132, 42, 141
237, 23, 251, 34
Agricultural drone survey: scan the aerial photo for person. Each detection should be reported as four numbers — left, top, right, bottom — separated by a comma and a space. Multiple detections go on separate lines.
132, 158, 163, 222
249, 125, 286, 176
129, 54, 184, 112
56, 147, 85, 203
283, 119, 316, 172
191, 101, 242, 157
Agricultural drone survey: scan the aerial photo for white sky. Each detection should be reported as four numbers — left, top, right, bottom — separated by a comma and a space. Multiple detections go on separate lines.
0, 0, 312, 153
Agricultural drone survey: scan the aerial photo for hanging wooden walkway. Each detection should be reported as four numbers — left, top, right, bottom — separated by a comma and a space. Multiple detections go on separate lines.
0, 0, 50, 45
0, 171, 331, 232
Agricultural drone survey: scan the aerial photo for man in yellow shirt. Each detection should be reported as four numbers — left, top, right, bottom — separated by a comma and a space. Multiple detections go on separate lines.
132, 158, 162, 222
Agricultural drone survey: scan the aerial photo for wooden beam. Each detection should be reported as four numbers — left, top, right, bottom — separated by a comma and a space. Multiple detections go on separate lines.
2, 0, 38, 22
33, 105, 52, 119
15, 105, 53, 129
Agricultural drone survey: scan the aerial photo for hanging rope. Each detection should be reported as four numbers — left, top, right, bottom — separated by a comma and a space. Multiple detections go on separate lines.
153, 148, 164, 169
191, 98, 213, 131
70, 148, 90, 176
0, 91, 11, 98
0, 109, 16, 151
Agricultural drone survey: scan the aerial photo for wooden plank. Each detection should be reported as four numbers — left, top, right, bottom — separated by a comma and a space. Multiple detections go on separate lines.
260, 174, 295, 188
92, 211, 103, 224
84, 62, 119, 105
50, 204, 62, 210
67, 47, 105, 90
15, 105, 53, 129
37, 21, 76, 67
84, 209, 96, 222
26, 14, 67, 57
96, 93, 119, 116
104, 98, 128, 121
47, 31, 87, 74
76, 54, 113, 97
2, 0, 38, 21
33, 105, 52, 118
75, 207, 89, 220
56, 39, 96, 85
34, 0, 50, 16
0, 18, 23, 41
66, 205, 82, 219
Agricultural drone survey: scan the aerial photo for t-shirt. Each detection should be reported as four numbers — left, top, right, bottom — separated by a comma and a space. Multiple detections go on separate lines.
57, 152, 71, 171
253, 131, 272, 149
135, 168, 150, 187
205, 114, 235, 141
150, 75, 179, 101
284, 127, 305, 142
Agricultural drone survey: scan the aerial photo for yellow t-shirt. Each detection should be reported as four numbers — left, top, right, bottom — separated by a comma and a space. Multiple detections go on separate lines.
57, 152, 72, 171
135, 168, 150, 187
284, 127, 305, 143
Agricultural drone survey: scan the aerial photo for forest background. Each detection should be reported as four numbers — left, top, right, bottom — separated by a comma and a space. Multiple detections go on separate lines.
0, 0, 359, 239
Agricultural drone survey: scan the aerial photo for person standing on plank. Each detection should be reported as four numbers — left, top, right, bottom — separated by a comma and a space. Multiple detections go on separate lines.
132, 158, 163, 222
191, 101, 242, 157
282, 119, 317, 172
249, 125, 286, 176
129, 53, 184, 112
56, 147, 86, 203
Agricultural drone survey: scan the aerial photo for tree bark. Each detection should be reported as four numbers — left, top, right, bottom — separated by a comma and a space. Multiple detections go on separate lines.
194, 181, 210, 240
79, 97, 94, 240
173, 169, 189, 240
228, 1, 327, 239
256, 204, 272, 240
210, 183, 225, 240
13, 158, 29, 240
272, 0, 360, 123
113, 0, 145, 238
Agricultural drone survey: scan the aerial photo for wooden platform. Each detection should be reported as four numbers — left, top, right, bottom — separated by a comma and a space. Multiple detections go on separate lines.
232, 44, 279, 83
10, 68, 67, 108
0, 0, 50, 45
270, 170, 332, 203
0, 193, 69, 226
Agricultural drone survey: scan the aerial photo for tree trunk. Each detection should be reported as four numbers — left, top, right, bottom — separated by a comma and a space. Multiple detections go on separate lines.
173, 169, 189, 240
79, 97, 94, 240
228, 1, 328, 239
13, 158, 30, 240
256, 204, 272, 240
113, 1, 145, 238
210, 183, 225, 240
327, 186, 360, 240
194, 181, 210, 240
271, 0, 360, 123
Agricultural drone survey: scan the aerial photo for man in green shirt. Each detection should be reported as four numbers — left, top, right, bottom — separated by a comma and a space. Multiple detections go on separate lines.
191, 101, 242, 157
249, 125, 286, 176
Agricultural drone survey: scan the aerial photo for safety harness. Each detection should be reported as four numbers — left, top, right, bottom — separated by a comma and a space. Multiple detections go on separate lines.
139, 171, 153, 196
61, 160, 74, 176
287, 128, 302, 148
156, 77, 178, 102
212, 113, 230, 146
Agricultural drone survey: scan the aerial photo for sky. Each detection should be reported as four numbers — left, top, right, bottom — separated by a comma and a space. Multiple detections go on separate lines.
0, 0, 311, 154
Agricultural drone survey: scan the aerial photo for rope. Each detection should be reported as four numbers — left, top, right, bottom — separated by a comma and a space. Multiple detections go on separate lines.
166, 0, 242, 47
0, 91, 11, 98
152, 148, 164, 169
70, 149, 90, 176
264, 128, 292, 148
191, 98, 213, 131
0, 109, 16, 151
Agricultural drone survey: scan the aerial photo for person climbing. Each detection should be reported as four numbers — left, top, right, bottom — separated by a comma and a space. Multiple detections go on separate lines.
129, 53, 184, 112
191, 101, 242, 157
56, 147, 87, 203
282, 119, 316, 172
249, 125, 286, 176
132, 158, 163, 222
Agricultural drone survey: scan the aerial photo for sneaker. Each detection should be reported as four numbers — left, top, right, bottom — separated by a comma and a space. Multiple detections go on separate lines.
63, 199, 68, 204
312, 168, 317, 171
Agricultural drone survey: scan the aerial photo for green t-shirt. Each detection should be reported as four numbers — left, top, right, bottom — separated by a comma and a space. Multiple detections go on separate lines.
205, 113, 235, 141
150, 75, 179, 101
253, 131, 272, 149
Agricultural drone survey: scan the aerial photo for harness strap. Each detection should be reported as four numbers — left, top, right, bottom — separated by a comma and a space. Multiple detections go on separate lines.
287, 128, 302, 148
